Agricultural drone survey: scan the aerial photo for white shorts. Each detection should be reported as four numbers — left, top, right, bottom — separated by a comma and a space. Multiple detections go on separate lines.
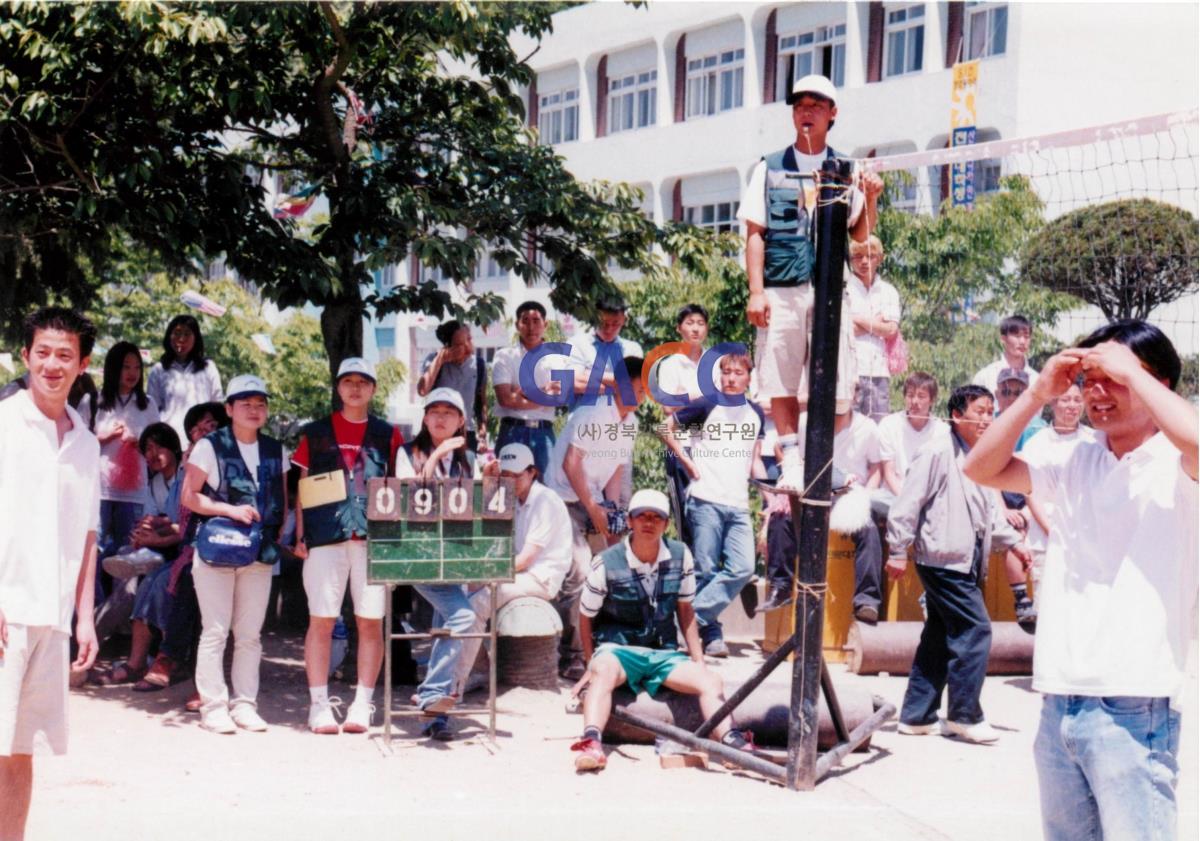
0, 625, 68, 756
303, 540, 386, 620
755, 285, 858, 404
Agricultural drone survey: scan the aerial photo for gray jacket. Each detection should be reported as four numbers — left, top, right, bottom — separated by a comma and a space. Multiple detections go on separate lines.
886, 428, 1021, 578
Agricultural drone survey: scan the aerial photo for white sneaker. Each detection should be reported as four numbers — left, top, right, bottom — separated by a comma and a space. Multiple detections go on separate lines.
941, 719, 998, 744
308, 700, 340, 735
230, 705, 269, 732
897, 721, 938, 736
342, 700, 375, 734
200, 707, 237, 735
776, 453, 806, 491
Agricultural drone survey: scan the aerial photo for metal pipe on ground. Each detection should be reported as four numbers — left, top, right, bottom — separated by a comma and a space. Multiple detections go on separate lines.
814, 698, 898, 780
602, 679, 878, 750
845, 621, 1034, 675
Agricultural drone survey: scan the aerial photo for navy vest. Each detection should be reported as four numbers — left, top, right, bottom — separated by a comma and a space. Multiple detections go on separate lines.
762, 144, 838, 287
198, 427, 285, 565
301, 415, 395, 547
591, 539, 687, 650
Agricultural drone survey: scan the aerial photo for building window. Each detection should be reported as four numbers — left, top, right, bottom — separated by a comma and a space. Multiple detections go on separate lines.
608, 70, 657, 133
887, 170, 921, 214
375, 328, 395, 353
884, 4, 925, 78
538, 88, 579, 145
778, 24, 846, 93
684, 200, 740, 235
977, 159, 1002, 194
966, 3, 1007, 59
685, 49, 744, 119
476, 246, 510, 283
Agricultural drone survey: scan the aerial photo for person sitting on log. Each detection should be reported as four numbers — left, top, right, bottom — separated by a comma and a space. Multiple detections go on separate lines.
568, 489, 752, 772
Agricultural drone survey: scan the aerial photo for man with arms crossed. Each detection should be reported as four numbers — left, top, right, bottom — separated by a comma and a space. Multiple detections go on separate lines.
739, 73, 883, 490
964, 320, 1197, 841
0, 308, 101, 840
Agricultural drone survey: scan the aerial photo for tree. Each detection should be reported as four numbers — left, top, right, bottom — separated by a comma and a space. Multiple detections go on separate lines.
0, 3, 720, 382
1021, 198, 1199, 321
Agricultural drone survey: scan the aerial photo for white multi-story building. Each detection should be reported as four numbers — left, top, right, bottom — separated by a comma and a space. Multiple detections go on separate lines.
373, 1, 1199, 427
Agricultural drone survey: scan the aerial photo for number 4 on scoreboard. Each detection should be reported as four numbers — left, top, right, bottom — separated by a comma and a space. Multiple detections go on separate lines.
481, 476, 515, 521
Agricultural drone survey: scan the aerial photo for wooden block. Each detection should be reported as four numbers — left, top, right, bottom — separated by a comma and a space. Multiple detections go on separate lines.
442, 477, 474, 522
405, 479, 441, 523
481, 476, 516, 520
367, 478, 403, 522
660, 752, 709, 770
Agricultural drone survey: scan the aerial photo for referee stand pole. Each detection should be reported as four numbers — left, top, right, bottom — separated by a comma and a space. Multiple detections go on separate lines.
786, 157, 854, 790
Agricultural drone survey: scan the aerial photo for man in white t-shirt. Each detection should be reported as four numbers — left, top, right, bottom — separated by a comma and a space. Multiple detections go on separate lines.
544, 356, 645, 679
964, 320, 1198, 841
798, 399, 884, 622
973, 314, 1040, 396
878, 372, 948, 496
846, 235, 902, 422
0, 308, 100, 840
458, 443, 573, 695
739, 73, 882, 492
661, 352, 766, 657
492, 301, 558, 475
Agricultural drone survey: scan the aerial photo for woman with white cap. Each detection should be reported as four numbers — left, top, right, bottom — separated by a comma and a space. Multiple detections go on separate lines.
181, 374, 289, 734
394, 387, 479, 740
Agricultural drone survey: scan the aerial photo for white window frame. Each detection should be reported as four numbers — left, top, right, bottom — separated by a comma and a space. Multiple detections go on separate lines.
976, 158, 1002, 195
607, 69, 657, 134
884, 4, 925, 78
685, 48, 744, 120
778, 23, 847, 94
965, 2, 1007, 60
537, 88, 579, 145
684, 200, 740, 235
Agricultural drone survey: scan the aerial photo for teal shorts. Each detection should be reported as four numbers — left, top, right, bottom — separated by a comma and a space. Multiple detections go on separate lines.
593, 643, 688, 697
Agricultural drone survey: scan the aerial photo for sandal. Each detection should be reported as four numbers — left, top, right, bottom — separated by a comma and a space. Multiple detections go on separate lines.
133, 655, 177, 691
97, 661, 146, 686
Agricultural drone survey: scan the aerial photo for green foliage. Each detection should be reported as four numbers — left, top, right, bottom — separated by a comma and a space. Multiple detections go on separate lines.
371, 356, 409, 417
877, 175, 1082, 347
1021, 198, 1199, 321
0, 1, 723, 379
897, 322, 999, 417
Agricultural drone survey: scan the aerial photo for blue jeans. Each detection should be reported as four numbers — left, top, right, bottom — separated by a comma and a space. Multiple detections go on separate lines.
414, 584, 477, 706
1035, 694, 1181, 841
495, 419, 556, 476
686, 497, 754, 642
900, 543, 991, 726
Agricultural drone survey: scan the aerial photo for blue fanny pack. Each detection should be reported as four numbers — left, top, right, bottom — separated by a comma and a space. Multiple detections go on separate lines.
196, 517, 262, 568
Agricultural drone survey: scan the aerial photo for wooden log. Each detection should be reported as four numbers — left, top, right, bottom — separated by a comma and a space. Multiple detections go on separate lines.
846, 620, 1034, 675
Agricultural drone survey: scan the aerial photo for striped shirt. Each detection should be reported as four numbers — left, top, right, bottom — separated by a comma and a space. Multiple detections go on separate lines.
579, 537, 695, 618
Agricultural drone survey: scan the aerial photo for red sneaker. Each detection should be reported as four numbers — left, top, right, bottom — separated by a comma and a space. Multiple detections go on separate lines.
571, 737, 606, 772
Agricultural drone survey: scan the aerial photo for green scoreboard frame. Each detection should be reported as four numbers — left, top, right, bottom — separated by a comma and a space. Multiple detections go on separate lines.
366, 477, 515, 584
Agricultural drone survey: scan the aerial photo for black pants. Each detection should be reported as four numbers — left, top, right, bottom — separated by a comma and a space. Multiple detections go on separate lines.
160, 565, 199, 665
900, 543, 991, 726
765, 513, 881, 609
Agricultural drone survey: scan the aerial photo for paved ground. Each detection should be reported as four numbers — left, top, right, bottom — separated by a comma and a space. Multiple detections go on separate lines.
27, 631, 1198, 841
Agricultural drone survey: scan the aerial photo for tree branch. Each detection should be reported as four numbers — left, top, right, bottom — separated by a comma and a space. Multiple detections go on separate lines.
315, 2, 354, 174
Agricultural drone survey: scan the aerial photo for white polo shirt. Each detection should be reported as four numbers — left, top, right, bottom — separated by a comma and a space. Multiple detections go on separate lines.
0, 392, 100, 632
492, 341, 556, 423
1027, 432, 1198, 704
878, 412, 949, 480
544, 402, 637, 503
514, 481, 572, 593
846, 274, 902, 378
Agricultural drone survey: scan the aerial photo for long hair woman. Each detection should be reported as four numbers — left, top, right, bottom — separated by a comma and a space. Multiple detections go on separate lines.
146, 314, 223, 442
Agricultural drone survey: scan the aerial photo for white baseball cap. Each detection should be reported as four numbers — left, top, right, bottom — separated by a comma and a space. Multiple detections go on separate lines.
226, 374, 270, 402
424, 386, 465, 415
787, 74, 837, 106
336, 357, 376, 384
628, 489, 670, 519
498, 443, 535, 474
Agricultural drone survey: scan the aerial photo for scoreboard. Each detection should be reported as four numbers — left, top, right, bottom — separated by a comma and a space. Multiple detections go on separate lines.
366, 477, 516, 584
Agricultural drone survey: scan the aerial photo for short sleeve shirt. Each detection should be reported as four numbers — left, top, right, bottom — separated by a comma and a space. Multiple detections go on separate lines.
579, 538, 696, 618
737, 152, 864, 230
515, 482, 573, 592
421, 352, 479, 431
846, 275, 902, 378
674, 397, 765, 510
877, 412, 948, 480
492, 342, 556, 423
543, 402, 637, 503
798, 411, 881, 481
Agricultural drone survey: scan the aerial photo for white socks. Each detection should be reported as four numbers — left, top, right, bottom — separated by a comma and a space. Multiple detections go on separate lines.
354, 684, 375, 707
309, 685, 329, 705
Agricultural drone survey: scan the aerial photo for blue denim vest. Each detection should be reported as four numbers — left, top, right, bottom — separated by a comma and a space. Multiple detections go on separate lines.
199, 427, 285, 565
301, 415, 395, 547
762, 144, 837, 287
591, 539, 687, 650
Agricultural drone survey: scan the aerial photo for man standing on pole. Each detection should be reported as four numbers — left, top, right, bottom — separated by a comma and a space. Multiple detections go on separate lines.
738, 74, 883, 490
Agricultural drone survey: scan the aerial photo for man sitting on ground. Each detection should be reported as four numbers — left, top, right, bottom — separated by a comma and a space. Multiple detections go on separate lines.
569, 490, 751, 772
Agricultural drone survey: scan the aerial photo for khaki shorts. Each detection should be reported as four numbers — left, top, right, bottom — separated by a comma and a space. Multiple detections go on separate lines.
755, 285, 858, 404
303, 540, 386, 620
0, 625, 69, 756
